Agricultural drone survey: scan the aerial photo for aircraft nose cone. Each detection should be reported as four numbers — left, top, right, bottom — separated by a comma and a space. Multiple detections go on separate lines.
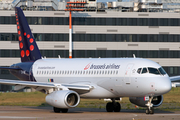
158, 77, 171, 94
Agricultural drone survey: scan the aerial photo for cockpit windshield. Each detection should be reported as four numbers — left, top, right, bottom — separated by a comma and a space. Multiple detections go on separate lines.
148, 67, 160, 75
137, 67, 167, 75
158, 67, 167, 75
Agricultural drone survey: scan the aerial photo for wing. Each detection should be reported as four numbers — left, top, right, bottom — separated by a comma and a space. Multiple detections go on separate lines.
0, 79, 93, 94
170, 76, 180, 82
170, 76, 180, 87
0, 67, 22, 70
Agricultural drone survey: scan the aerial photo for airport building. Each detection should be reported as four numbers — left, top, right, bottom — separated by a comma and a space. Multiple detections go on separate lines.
0, 0, 180, 91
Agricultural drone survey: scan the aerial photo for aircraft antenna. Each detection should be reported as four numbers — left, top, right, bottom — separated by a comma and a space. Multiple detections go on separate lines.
58, 55, 61, 59
133, 54, 136, 58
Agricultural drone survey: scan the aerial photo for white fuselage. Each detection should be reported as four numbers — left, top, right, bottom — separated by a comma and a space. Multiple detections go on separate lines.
32, 58, 171, 98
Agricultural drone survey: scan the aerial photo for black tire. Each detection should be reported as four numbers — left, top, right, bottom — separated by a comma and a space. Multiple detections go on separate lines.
106, 102, 114, 112
149, 107, 154, 114
114, 102, 121, 112
146, 108, 149, 114
61, 109, 68, 113
53, 107, 61, 113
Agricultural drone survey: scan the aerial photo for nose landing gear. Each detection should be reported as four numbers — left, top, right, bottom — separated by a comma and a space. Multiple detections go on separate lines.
106, 99, 121, 112
145, 96, 154, 114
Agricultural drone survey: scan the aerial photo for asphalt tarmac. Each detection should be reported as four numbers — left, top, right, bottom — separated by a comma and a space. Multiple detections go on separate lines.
0, 106, 180, 120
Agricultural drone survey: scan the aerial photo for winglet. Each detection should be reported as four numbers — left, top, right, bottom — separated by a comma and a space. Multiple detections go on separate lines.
15, 7, 42, 62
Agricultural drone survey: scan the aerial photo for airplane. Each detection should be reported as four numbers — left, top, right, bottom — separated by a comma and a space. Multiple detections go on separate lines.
0, 7, 179, 114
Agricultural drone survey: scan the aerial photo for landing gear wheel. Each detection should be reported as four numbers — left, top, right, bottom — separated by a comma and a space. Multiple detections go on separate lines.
53, 107, 61, 113
61, 109, 68, 113
114, 102, 121, 112
149, 107, 154, 114
106, 102, 114, 112
146, 108, 150, 114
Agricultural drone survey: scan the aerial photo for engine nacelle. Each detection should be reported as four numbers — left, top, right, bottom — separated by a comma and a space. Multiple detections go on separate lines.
45, 90, 80, 108
129, 95, 163, 107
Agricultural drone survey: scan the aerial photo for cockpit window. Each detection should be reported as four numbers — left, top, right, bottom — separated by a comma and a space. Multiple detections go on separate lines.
158, 67, 166, 75
142, 68, 148, 74
137, 68, 142, 74
148, 67, 160, 75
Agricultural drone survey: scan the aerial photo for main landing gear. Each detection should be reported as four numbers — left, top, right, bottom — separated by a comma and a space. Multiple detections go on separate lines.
145, 96, 154, 114
106, 99, 121, 112
53, 107, 68, 113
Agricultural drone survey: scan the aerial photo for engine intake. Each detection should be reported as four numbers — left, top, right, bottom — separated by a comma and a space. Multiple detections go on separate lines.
46, 90, 80, 108
129, 95, 163, 107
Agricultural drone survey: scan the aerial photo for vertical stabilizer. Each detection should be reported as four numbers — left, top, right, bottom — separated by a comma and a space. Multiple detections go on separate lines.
15, 7, 42, 62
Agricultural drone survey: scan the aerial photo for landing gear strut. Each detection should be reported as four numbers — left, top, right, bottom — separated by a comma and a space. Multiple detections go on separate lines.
53, 107, 68, 113
145, 96, 154, 114
106, 99, 121, 112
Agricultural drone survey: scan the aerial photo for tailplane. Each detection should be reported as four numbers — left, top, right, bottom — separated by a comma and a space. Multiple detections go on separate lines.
15, 7, 42, 62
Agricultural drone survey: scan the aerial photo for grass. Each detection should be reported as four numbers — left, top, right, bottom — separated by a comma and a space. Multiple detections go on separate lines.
0, 87, 180, 110
0, 92, 47, 106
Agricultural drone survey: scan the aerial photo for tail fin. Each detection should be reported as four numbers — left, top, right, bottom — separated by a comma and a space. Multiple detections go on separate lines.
15, 7, 42, 62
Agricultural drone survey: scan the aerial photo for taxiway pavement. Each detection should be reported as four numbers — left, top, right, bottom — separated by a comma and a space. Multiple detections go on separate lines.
0, 106, 179, 120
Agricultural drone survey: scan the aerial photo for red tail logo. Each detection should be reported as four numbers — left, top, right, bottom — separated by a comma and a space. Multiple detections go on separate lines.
84, 63, 91, 70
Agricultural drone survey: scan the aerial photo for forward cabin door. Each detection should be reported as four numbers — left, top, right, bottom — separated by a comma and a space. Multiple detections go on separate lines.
124, 63, 134, 84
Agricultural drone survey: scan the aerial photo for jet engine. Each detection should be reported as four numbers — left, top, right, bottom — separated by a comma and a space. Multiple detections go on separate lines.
129, 95, 163, 107
45, 90, 80, 108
